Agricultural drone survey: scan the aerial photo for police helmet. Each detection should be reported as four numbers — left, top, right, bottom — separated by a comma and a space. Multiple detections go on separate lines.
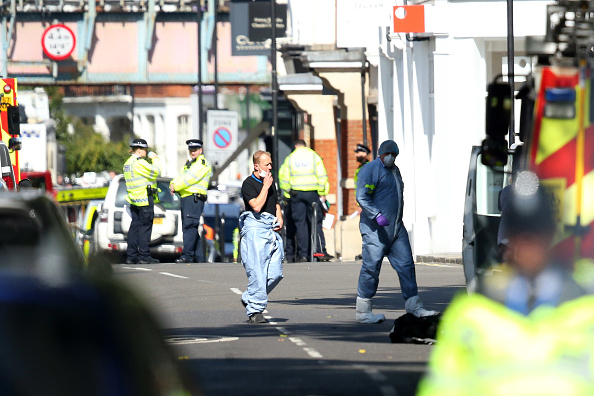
354, 144, 371, 154
501, 171, 556, 237
130, 138, 148, 149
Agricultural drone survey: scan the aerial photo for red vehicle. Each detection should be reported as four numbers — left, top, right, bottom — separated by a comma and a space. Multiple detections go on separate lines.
0, 78, 21, 189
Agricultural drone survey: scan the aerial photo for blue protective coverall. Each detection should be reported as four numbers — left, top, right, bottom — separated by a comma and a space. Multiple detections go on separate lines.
239, 211, 284, 315
355, 157, 418, 300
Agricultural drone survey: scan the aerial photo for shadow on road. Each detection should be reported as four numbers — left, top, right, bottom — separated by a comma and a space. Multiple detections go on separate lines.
182, 357, 426, 396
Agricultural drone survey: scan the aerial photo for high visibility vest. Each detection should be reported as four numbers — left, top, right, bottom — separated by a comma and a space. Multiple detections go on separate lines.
203, 224, 215, 240
281, 147, 329, 195
278, 162, 291, 199
170, 155, 211, 198
417, 292, 594, 396
124, 154, 162, 207
354, 160, 369, 186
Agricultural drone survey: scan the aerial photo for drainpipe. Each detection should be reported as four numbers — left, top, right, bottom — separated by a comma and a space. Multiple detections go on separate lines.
361, 59, 368, 147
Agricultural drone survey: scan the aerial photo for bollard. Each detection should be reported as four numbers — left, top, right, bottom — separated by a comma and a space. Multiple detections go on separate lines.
219, 213, 226, 262
200, 216, 207, 263
310, 201, 318, 262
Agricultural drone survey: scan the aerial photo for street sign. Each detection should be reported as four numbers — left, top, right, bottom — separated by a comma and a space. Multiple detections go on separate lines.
41, 24, 76, 61
392, 5, 425, 34
206, 110, 239, 165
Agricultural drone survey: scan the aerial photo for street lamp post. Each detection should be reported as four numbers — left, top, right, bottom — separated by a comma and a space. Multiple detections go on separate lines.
271, 0, 279, 186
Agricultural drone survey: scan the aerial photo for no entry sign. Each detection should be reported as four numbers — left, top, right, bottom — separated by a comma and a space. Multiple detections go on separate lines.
206, 110, 238, 165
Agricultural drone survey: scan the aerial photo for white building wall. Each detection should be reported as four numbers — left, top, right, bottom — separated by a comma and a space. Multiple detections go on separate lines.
288, 0, 336, 46
340, 0, 553, 255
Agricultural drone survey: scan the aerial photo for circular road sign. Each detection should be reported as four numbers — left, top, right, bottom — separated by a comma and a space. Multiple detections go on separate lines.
213, 127, 232, 149
42, 24, 76, 61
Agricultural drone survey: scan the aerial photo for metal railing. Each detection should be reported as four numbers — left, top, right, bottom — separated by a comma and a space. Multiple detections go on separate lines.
310, 201, 318, 262
1, 0, 229, 13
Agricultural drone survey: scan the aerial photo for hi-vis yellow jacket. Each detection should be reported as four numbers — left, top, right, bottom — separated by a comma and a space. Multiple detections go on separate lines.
417, 291, 594, 396
124, 154, 162, 207
170, 154, 211, 198
279, 147, 329, 196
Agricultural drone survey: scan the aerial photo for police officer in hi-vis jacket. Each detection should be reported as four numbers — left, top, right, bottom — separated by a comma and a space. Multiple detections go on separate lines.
124, 138, 162, 264
170, 139, 212, 263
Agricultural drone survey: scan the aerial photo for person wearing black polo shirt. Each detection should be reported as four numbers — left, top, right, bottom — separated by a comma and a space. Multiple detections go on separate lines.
239, 150, 284, 324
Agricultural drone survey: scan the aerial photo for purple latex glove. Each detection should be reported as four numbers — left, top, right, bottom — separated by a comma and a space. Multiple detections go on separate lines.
376, 213, 389, 227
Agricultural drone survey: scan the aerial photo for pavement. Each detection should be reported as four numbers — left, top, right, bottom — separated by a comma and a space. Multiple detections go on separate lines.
415, 253, 462, 265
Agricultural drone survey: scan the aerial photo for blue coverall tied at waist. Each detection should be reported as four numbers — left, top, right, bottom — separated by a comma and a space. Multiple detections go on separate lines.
356, 157, 418, 301
239, 211, 284, 316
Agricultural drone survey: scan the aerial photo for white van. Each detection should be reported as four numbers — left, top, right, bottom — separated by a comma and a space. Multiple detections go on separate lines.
95, 174, 183, 260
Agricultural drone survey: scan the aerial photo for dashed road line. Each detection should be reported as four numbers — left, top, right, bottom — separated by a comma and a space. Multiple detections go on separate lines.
353, 364, 398, 396
159, 272, 189, 279
303, 347, 323, 358
122, 266, 152, 271
380, 385, 399, 396
230, 288, 324, 362
289, 337, 306, 346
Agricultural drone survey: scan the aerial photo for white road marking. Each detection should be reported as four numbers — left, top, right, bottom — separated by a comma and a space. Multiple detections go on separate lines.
417, 263, 455, 268
275, 326, 291, 335
364, 368, 387, 382
269, 321, 278, 325
303, 347, 323, 358
264, 315, 272, 320
122, 266, 152, 271
289, 337, 306, 346
230, 288, 243, 295
380, 385, 399, 396
159, 272, 189, 279
353, 364, 397, 395
165, 336, 239, 345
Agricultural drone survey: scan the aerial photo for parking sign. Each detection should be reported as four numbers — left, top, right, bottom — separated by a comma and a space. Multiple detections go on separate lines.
206, 110, 239, 165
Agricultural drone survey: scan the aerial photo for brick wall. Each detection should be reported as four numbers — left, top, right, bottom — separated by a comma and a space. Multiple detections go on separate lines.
342, 119, 373, 215
311, 138, 337, 216
134, 85, 193, 98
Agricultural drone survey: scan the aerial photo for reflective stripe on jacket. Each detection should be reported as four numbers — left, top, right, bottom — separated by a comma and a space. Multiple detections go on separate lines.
124, 154, 162, 206
280, 147, 329, 195
170, 154, 212, 198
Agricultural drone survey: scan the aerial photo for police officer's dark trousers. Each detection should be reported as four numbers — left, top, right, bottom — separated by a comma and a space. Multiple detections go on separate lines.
180, 195, 205, 262
127, 195, 154, 262
291, 190, 326, 259
282, 199, 296, 261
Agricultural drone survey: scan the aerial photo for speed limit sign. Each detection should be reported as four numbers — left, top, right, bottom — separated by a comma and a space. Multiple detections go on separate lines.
41, 24, 76, 61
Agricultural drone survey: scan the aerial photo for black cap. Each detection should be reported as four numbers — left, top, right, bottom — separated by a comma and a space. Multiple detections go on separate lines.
354, 144, 371, 154
130, 138, 148, 148
186, 139, 203, 149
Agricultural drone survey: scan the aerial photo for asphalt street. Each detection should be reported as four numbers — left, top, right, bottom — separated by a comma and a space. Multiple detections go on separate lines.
113, 260, 466, 396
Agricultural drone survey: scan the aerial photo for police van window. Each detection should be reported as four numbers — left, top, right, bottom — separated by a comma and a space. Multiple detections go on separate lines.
0, 144, 10, 170
115, 180, 127, 208
476, 154, 506, 216
156, 180, 180, 210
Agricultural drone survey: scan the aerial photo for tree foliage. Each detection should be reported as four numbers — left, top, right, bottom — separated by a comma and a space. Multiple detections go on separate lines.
45, 87, 131, 176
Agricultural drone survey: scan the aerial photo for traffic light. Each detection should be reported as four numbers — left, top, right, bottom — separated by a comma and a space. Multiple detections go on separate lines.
486, 77, 512, 139
482, 75, 511, 168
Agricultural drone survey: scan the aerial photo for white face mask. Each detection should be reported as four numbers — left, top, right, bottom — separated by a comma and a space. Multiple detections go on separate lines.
382, 154, 395, 168
258, 169, 269, 178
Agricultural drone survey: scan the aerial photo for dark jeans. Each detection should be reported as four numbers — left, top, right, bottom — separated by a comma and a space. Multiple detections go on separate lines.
180, 195, 205, 262
127, 198, 154, 261
291, 190, 326, 259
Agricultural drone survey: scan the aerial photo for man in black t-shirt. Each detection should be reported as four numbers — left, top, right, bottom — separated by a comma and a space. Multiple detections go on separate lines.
239, 150, 285, 324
